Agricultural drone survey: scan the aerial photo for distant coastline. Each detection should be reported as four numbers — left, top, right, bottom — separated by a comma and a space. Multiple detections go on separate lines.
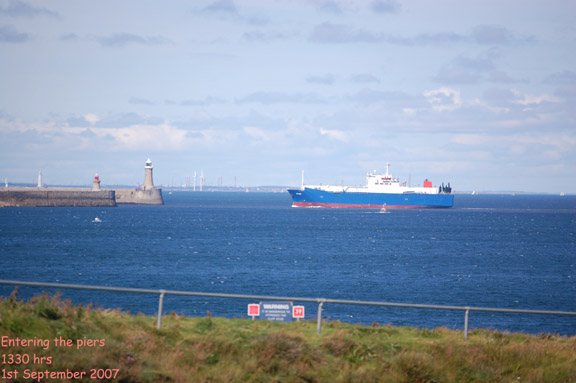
2, 184, 571, 196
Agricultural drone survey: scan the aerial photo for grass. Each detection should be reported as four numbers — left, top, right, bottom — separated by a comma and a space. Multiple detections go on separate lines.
1, 289, 575, 383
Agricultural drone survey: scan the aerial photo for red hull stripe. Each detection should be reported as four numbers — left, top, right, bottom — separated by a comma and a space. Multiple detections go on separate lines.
292, 202, 428, 209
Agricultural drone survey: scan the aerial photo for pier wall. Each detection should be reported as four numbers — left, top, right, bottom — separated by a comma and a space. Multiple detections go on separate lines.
114, 188, 164, 205
0, 189, 116, 207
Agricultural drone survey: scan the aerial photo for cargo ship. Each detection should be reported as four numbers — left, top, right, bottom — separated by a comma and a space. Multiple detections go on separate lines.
287, 164, 453, 209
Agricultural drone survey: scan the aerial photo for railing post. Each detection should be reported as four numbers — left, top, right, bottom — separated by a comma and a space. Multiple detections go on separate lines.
157, 290, 166, 329
317, 300, 325, 336
464, 307, 470, 339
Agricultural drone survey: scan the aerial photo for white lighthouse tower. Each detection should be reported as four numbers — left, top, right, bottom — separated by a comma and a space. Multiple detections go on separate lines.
143, 158, 155, 190
112, 158, 163, 204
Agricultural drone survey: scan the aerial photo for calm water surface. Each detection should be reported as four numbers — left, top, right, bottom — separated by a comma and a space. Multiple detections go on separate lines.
1, 192, 575, 335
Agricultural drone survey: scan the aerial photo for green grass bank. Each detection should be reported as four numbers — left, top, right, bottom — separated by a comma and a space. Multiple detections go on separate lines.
1, 290, 575, 383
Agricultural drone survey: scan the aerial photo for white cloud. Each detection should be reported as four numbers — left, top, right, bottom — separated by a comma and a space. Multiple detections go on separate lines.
84, 113, 100, 125
243, 126, 270, 140
450, 134, 493, 145
319, 127, 349, 142
423, 88, 463, 111
0, 117, 190, 152
451, 133, 575, 157
96, 124, 189, 151
510, 89, 560, 106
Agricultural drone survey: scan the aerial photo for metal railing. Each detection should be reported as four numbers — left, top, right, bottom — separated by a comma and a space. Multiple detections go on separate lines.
1, 279, 575, 338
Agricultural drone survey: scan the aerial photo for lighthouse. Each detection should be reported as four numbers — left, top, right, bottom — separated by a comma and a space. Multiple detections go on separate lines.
111, 158, 163, 205
92, 174, 101, 191
143, 158, 155, 190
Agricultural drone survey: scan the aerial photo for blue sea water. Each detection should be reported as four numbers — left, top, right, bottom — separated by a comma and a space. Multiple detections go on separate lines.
1, 192, 575, 335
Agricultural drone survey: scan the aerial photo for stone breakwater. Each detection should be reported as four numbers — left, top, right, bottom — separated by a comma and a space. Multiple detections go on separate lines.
0, 187, 164, 207
0, 189, 117, 207
114, 188, 164, 205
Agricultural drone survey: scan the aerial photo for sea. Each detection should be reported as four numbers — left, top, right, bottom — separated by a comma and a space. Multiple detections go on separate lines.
1, 192, 575, 336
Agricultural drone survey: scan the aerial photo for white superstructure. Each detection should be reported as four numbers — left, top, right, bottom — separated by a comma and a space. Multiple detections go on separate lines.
305, 163, 445, 195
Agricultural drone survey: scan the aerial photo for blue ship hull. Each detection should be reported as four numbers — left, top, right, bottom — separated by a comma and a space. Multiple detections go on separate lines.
288, 187, 454, 208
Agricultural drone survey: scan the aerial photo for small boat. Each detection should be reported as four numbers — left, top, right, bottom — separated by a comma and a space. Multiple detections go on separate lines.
92, 217, 102, 223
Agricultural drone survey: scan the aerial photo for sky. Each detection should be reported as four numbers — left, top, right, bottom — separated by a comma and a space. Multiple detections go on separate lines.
0, 0, 575, 193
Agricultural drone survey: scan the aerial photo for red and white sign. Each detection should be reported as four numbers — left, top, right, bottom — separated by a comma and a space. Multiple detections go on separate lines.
248, 303, 260, 317
292, 305, 305, 319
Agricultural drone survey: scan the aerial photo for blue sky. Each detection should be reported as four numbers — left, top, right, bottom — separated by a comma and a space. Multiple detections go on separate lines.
1, 0, 574, 192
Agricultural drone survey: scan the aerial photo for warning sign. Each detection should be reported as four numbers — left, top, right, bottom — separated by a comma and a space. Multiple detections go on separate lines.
259, 301, 293, 322
293, 305, 305, 319
248, 303, 260, 317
